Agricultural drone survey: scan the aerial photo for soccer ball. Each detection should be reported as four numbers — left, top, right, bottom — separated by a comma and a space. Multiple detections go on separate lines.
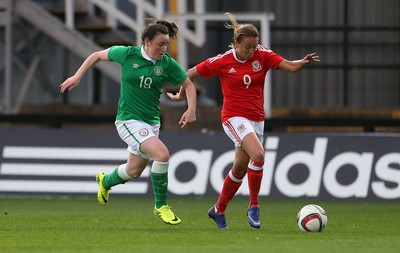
297, 204, 328, 232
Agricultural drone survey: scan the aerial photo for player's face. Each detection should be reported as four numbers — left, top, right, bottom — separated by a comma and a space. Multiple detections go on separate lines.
235, 36, 259, 61
145, 33, 170, 60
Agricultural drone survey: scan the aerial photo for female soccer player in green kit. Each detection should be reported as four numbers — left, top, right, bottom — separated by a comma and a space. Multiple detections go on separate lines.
60, 20, 197, 225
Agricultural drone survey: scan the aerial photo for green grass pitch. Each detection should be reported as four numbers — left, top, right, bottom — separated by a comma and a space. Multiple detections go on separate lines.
1, 196, 399, 253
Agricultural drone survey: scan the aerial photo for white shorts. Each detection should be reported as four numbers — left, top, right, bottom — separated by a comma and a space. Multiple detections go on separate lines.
222, 116, 264, 147
115, 119, 160, 160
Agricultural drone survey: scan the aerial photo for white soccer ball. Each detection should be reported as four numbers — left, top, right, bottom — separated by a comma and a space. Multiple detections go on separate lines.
297, 204, 328, 232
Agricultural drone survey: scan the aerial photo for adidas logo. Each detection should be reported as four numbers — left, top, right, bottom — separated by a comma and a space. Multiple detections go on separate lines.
228, 67, 236, 73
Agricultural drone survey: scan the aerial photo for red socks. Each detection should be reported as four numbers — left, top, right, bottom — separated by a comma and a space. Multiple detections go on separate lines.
215, 160, 264, 213
215, 170, 243, 214
247, 160, 264, 207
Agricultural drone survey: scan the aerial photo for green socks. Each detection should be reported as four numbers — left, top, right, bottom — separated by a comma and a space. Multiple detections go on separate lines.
101, 161, 169, 209
151, 161, 169, 208
102, 164, 131, 190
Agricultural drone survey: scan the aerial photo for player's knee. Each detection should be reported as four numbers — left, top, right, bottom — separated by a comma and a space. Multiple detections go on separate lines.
153, 149, 170, 162
252, 150, 265, 164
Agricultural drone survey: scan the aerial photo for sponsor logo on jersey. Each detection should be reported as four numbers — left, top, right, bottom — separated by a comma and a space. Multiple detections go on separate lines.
154, 66, 163, 76
228, 67, 236, 73
252, 61, 262, 72
139, 128, 149, 136
132, 63, 139, 69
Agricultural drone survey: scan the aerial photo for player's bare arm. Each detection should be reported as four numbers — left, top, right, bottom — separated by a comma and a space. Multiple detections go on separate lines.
279, 52, 320, 73
60, 48, 110, 93
167, 66, 201, 101
167, 85, 186, 101
178, 77, 197, 128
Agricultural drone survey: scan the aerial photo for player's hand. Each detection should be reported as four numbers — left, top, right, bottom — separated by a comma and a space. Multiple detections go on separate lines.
167, 87, 187, 101
60, 76, 80, 93
167, 92, 181, 101
303, 53, 320, 64
179, 109, 196, 128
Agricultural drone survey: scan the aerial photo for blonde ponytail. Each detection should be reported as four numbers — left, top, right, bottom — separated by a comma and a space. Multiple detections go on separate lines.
223, 12, 259, 47
224, 12, 239, 30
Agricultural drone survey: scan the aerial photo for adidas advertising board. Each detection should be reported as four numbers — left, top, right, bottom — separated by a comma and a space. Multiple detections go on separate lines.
0, 128, 399, 200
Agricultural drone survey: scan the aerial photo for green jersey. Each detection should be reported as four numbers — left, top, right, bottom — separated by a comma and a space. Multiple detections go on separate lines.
108, 45, 188, 124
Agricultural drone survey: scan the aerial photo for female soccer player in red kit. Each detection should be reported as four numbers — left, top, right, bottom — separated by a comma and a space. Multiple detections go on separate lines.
169, 12, 320, 229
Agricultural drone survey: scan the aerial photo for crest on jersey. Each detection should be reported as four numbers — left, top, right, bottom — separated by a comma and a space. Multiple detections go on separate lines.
237, 124, 246, 133
154, 66, 163, 76
139, 128, 149, 136
252, 61, 262, 72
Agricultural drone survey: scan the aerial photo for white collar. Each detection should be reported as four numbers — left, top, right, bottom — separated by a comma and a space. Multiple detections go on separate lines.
141, 46, 157, 64
232, 49, 247, 63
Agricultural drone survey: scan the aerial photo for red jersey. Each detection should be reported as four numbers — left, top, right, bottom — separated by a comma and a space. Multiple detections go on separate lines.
196, 45, 284, 122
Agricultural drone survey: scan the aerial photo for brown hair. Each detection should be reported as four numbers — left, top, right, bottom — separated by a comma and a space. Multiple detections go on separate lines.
141, 19, 178, 44
224, 12, 259, 47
